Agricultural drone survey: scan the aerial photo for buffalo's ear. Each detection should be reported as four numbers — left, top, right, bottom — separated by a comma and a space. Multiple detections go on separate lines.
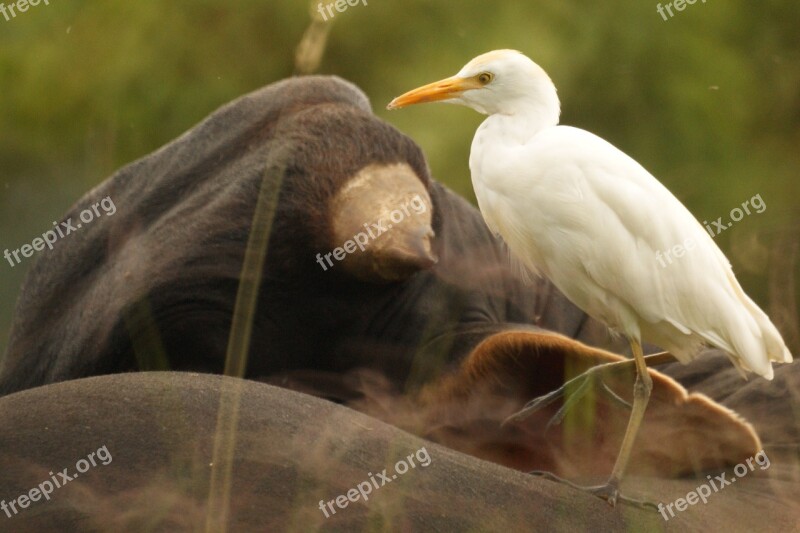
405, 330, 761, 479
329, 163, 437, 283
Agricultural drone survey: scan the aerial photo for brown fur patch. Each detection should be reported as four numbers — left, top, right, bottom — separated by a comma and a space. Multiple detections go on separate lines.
357, 330, 761, 479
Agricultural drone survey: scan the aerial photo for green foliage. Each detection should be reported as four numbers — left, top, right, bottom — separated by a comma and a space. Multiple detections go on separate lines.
1, 0, 798, 355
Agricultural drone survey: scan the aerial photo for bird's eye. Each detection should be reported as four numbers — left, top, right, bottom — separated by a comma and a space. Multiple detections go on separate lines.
477, 72, 494, 85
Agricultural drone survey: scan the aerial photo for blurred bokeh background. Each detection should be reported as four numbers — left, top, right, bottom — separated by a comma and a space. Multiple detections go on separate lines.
1, 0, 798, 360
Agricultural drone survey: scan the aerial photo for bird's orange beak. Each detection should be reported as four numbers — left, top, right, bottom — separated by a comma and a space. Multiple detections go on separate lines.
387, 76, 481, 110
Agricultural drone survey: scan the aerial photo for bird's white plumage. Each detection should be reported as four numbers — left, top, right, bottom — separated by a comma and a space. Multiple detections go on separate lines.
405, 49, 793, 379
472, 122, 790, 377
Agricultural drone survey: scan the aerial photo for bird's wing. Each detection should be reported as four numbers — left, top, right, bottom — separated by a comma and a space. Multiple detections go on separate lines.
472, 179, 541, 282
472, 179, 502, 237
504, 126, 780, 375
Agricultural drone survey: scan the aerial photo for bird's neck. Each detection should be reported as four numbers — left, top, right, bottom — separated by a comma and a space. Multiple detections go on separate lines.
487, 93, 561, 143
470, 97, 560, 195
477, 101, 560, 148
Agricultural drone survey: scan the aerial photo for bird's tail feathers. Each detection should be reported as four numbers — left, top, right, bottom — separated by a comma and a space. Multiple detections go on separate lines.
704, 273, 794, 380
727, 271, 793, 362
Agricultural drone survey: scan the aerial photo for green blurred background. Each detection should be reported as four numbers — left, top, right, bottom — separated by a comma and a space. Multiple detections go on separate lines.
1, 0, 798, 360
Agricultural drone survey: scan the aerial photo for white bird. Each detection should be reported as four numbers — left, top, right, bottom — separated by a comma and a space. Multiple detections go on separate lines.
387, 49, 792, 506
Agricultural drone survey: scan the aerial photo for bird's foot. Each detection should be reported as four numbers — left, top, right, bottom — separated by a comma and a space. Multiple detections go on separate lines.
502, 365, 631, 430
528, 471, 658, 510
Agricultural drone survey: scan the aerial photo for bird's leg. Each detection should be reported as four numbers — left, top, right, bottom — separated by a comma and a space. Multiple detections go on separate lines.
515, 341, 658, 509
590, 338, 653, 506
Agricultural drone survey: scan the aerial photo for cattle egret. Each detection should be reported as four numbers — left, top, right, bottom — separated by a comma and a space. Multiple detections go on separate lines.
388, 49, 793, 506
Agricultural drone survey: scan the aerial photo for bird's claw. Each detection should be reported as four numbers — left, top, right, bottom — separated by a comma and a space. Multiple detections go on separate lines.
528, 471, 658, 510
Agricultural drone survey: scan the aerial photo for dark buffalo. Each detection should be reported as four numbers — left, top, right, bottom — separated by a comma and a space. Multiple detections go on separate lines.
2, 75, 574, 396
0, 77, 771, 521
0, 361, 797, 532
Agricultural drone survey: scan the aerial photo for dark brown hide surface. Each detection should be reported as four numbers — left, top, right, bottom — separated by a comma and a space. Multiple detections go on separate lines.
0, 370, 796, 532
